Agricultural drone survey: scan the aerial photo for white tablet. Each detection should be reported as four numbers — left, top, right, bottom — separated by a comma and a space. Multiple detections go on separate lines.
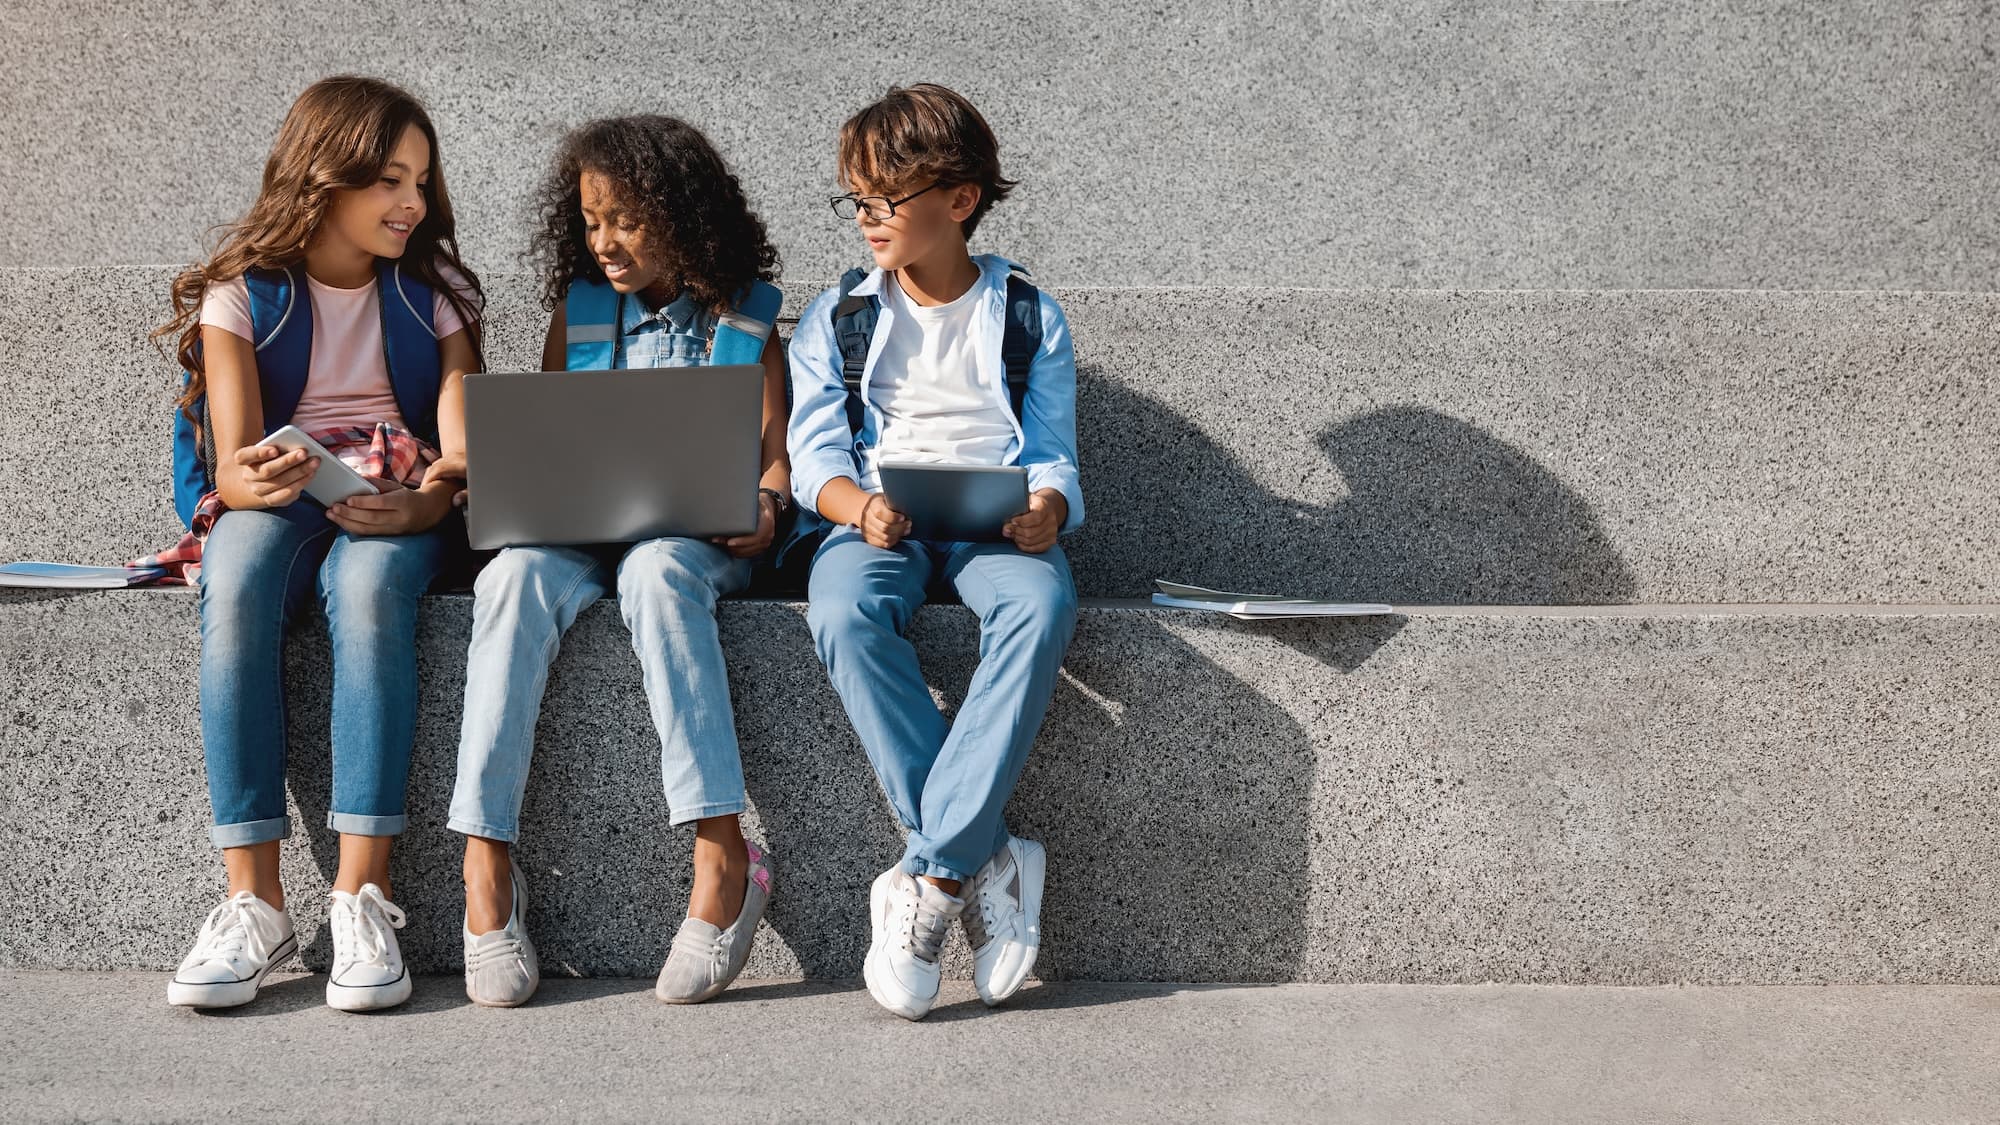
260, 425, 381, 508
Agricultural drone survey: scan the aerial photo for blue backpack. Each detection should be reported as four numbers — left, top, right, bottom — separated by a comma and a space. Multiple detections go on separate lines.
171, 261, 444, 528
561, 277, 783, 370
767, 265, 1045, 582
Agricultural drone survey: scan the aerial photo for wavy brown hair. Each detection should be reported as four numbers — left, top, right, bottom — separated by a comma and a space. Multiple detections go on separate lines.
528, 115, 778, 314
153, 75, 484, 420
838, 83, 1017, 238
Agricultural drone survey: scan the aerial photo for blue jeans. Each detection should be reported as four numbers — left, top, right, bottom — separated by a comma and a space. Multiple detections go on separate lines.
448, 537, 753, 841
806, 527, 1078, 882
197, 502, 453, 849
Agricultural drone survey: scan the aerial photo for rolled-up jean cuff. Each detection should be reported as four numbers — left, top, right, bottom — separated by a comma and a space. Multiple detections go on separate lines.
210, 815, 289, 849
667, 799, 747, 827
327, 811, 407, 837
446, 816, 519, 843
902, 856, 974, 883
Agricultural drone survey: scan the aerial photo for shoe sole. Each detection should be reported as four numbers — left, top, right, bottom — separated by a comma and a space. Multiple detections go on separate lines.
326, 969, 412, 1012
977, 840, 1047, 1007
863, 945, 934, 1021
466, 969, 538, 1008
166, 933, 298, 1009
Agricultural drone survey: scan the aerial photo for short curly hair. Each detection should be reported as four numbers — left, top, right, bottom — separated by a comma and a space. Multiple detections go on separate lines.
529, 115, 778, 313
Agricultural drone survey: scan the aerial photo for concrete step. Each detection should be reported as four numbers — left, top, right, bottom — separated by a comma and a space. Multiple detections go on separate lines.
6, 269, 1998, 603
3, 972, 1996, 1123
5, 588, 1997, 983
2, 3, 1993, 290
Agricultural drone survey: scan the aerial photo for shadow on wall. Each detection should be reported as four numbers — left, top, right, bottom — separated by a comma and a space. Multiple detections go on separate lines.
1066, 374, 1639, 605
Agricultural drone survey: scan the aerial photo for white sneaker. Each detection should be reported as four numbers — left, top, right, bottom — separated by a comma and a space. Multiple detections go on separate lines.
166, 891, 298, 1009
465, 861, 539, 1008
963, 836, 1047, 1006
326, 883, 412, 1011
862, 868, 963, 1021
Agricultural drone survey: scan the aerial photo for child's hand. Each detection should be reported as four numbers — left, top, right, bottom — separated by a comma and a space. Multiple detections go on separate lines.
327, 477, 444, 537
713, 491, 779, 558
858, 492, 911, 550
235, 444, 318, 508
423, 454, 469, 510
1003, 489, 1067, 554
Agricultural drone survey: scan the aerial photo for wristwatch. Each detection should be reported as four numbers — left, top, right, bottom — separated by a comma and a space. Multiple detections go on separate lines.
758, 487, 791, 516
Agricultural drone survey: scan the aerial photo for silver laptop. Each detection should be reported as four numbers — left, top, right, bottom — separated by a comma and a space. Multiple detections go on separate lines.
463, 365, 763, 550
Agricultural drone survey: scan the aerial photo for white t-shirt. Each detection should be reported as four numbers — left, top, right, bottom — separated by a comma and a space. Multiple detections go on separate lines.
199, 267, 476, 434
863, 270, 1018, 489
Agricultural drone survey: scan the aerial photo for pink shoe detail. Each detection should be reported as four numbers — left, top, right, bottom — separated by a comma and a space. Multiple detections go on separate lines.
746, 842, 774, 894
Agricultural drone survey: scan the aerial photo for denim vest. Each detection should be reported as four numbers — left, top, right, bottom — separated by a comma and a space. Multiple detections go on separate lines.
611, 290, 718, 370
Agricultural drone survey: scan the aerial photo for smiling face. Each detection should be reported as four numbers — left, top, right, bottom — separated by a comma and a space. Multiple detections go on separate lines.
847, 175, 980, 274
578, 169, 669, 299
318, 122, 431, 262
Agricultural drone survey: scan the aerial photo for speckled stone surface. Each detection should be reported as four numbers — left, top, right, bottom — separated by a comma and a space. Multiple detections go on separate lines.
1, 3, 1995, 289
6, 269, 1998, 603
6, 977, 2000, 1122
4, 589, 1997, 983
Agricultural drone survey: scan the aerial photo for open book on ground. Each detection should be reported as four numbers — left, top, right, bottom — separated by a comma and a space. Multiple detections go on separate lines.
0, 562, 166, 589
1151, 580, 1395, 620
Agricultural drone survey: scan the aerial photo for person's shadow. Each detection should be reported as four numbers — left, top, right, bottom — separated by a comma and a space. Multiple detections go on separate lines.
1064, 375, 1638, 605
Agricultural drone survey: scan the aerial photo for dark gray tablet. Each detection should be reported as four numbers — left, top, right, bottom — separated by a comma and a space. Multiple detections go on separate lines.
463, 365, 763, 550
877, 462, 1030, 543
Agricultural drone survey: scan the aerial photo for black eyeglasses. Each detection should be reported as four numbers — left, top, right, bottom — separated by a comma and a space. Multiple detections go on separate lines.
829, 181, 943, 222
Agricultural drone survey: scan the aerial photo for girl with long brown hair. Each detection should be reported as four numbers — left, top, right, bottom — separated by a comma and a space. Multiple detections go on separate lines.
156, 75, 482, 1013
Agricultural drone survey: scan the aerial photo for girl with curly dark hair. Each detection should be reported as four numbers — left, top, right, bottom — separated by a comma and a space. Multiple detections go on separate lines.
438, 115, 791, 1009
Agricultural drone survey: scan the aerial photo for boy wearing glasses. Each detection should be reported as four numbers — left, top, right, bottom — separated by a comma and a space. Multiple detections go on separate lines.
786, 83, 1084, 1021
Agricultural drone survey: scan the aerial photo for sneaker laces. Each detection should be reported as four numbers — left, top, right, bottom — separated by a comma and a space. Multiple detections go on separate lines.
963, 855, 1017, 951
192, 892, 269, 962
335, 886, 407, 966
670, 923, 730, 972
466, 930, 528, 972
896, 883, 956, 965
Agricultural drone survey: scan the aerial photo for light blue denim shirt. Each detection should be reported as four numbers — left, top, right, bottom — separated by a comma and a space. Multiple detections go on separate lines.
612, 290, 717, 370
785, 253, 1085, 534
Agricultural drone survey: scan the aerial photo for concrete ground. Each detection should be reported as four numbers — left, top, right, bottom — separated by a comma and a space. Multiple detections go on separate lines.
2, 974, 1997, 1123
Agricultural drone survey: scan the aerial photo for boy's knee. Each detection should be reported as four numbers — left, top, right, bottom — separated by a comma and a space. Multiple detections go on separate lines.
989, 576, 1077, 645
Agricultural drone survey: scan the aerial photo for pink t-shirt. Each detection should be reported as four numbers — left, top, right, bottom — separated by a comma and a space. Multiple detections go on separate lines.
199, 266, 478, 434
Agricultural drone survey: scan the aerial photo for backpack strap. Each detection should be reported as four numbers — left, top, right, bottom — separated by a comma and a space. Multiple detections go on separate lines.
244, 265, 312, 431
564, 278, 621, 370
711, 279, 782, 366
830, 267, 877, 437
376, 259, 443, 446
172, 265, 308, 528
999, 271, 1042, 421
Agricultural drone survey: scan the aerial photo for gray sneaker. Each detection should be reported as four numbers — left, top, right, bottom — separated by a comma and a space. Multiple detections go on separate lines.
655, 841, 773, 1004
464, 860, 538, 1008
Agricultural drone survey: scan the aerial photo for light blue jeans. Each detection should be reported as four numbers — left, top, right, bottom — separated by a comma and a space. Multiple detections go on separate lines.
806, 527, 1078, 882
198, 501, 453, 848
448, 537, 752, 841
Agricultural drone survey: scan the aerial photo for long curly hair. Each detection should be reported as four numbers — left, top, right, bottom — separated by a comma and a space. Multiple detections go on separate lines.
152, 75, 484, 420
528, 115, 778, 314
